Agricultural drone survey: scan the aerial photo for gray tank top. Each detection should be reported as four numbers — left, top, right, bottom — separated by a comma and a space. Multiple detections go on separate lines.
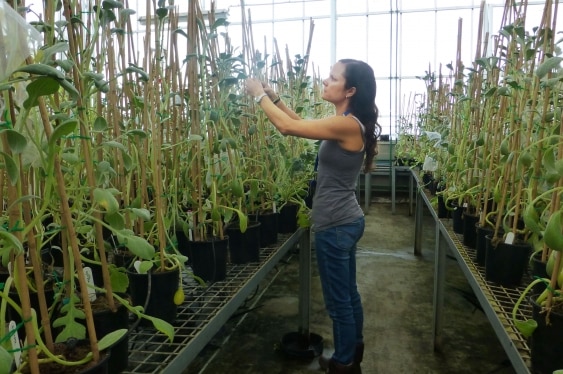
311, 116, 365, 231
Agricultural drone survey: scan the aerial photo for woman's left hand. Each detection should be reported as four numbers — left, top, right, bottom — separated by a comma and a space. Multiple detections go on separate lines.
245, 78, 265, 98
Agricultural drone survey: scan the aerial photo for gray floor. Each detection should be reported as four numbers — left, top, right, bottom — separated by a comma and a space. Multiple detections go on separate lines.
185, 198, 516, 374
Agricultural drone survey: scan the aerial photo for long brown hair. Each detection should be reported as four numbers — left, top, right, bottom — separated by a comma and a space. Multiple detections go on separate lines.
340, 59, 381, 173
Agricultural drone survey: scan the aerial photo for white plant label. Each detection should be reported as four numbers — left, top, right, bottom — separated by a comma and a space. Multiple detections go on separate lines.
9, 320, 21, 368
273, 201, 277, 213
83, 267, 97, 302
505, 232, 515, 245
463, 202, 468, 208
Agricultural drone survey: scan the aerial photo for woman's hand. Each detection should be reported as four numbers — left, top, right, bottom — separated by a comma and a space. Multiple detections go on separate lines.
245, 78, 265, 98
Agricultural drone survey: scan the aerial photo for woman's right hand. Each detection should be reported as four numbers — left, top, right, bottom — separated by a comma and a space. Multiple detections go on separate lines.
261, 82, 277, 100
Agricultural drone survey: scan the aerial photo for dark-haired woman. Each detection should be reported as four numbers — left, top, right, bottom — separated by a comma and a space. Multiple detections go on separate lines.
245, 59, 381, 374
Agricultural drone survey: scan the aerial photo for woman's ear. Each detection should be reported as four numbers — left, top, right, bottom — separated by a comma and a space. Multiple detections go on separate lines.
347, 87, 357, 98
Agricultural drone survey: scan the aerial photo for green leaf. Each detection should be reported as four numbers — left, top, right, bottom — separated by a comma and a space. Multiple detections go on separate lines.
156, 7, 168, 19
144, 315, 174, 342
126, 129, 148, 138
0, 229, 24, 256
93, 116, 108, 131
118, 234, 155, 260
102, 140, 127, 151
16, 64, 66, 79
40, 42, 70, 63
23, 76, 60, 109
93, 188, 120, 214
129, 208, 151, 221
98, 329, 127, 351
121, 150, 133, 172
49, 119, 78, 148
4, 129, 27, 154
0, 151, 19, 185
536, 56, 563, 79
126, 64, 149, 82
139, 261, 153, 274
0, 346, 13, 374
514, 318, 537, 338
102, 0, 123, 9
57, 78, 80, 100
544, 211, 563, 251
105, 211, 125, 230
109, 265, 129, 292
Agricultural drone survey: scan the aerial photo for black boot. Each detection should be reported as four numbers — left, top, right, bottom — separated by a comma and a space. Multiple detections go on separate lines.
353, 343, 364, 374
328, 359, 354, 373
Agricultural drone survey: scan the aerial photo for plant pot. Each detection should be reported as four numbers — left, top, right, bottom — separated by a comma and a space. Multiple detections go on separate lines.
530, 295, 563, 374
530, 252, 549, 295
175, 229, 192, 266
278, 203, 299, 234
249, 211, 279, 247
227, 221, 261, 264
474, 224, 493, 266
91, 297, 130, 374
127, 266, 180, 325
188, 236, 229, 282
113, 250, 134, 270
452, 204, 464, 234
15, 341, 111, 374
484, 235, 531, 287
462, 212, 479, 249
436, 195, 449, 218
7, 282, 56, 342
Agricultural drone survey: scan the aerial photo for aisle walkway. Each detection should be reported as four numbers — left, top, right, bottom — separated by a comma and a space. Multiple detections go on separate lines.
185, 201, 516, 374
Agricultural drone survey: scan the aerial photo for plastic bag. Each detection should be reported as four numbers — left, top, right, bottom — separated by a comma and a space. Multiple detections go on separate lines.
423, 155, 438, 172
0, 0, 43, 81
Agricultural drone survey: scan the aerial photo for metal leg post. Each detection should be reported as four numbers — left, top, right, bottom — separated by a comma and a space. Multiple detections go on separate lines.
414, 188, 423, 256
432, 224, 446, 353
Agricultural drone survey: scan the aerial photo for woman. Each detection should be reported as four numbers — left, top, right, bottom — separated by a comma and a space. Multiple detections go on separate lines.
245, 59, 381, 374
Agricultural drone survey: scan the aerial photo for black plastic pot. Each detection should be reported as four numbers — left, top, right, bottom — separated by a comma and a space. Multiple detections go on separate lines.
249, 212, 279, 247
127, 266, 180, 325
227, 221, 261, 264
92, 299, 129, 373
530, 252, 549, 295
188, 237, 229, 282
530, 295, 563, 374
474, 224, 493, 266
452, 204, 464, 234
484, 235, 531, 287
462, 213, 479, 249
278, 204, 299, 234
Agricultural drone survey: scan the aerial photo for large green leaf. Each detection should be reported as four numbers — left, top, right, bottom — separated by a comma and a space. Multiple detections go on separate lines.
98, 329, 127, 351
16, 64, 66, 79
48, 119, 78, 148
536, 56, 563, 79
0, 346, 13, 374
4, 129, 28, 154
119, 234, 155, 260
23, 76, 60, 109
93, 188, 120, 214
0, 151, 19, 185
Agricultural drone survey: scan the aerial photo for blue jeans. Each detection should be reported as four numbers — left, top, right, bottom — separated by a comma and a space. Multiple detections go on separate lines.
315, 217, 365, 365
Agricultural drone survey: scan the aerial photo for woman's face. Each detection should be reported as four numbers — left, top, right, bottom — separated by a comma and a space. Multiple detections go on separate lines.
322, 62, 348, 104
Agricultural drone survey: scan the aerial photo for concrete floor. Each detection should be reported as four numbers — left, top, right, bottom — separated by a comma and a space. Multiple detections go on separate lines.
185, 198, 516, 374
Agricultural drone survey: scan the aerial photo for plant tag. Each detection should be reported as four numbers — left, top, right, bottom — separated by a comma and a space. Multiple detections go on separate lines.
463, 202, 468, 208
83, 267, 97, 302
134, 260, 142, 274
273, 201, 277, 213
505, 232, 515, 245
188, 210, 193, 241
9, 320, 21, 368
